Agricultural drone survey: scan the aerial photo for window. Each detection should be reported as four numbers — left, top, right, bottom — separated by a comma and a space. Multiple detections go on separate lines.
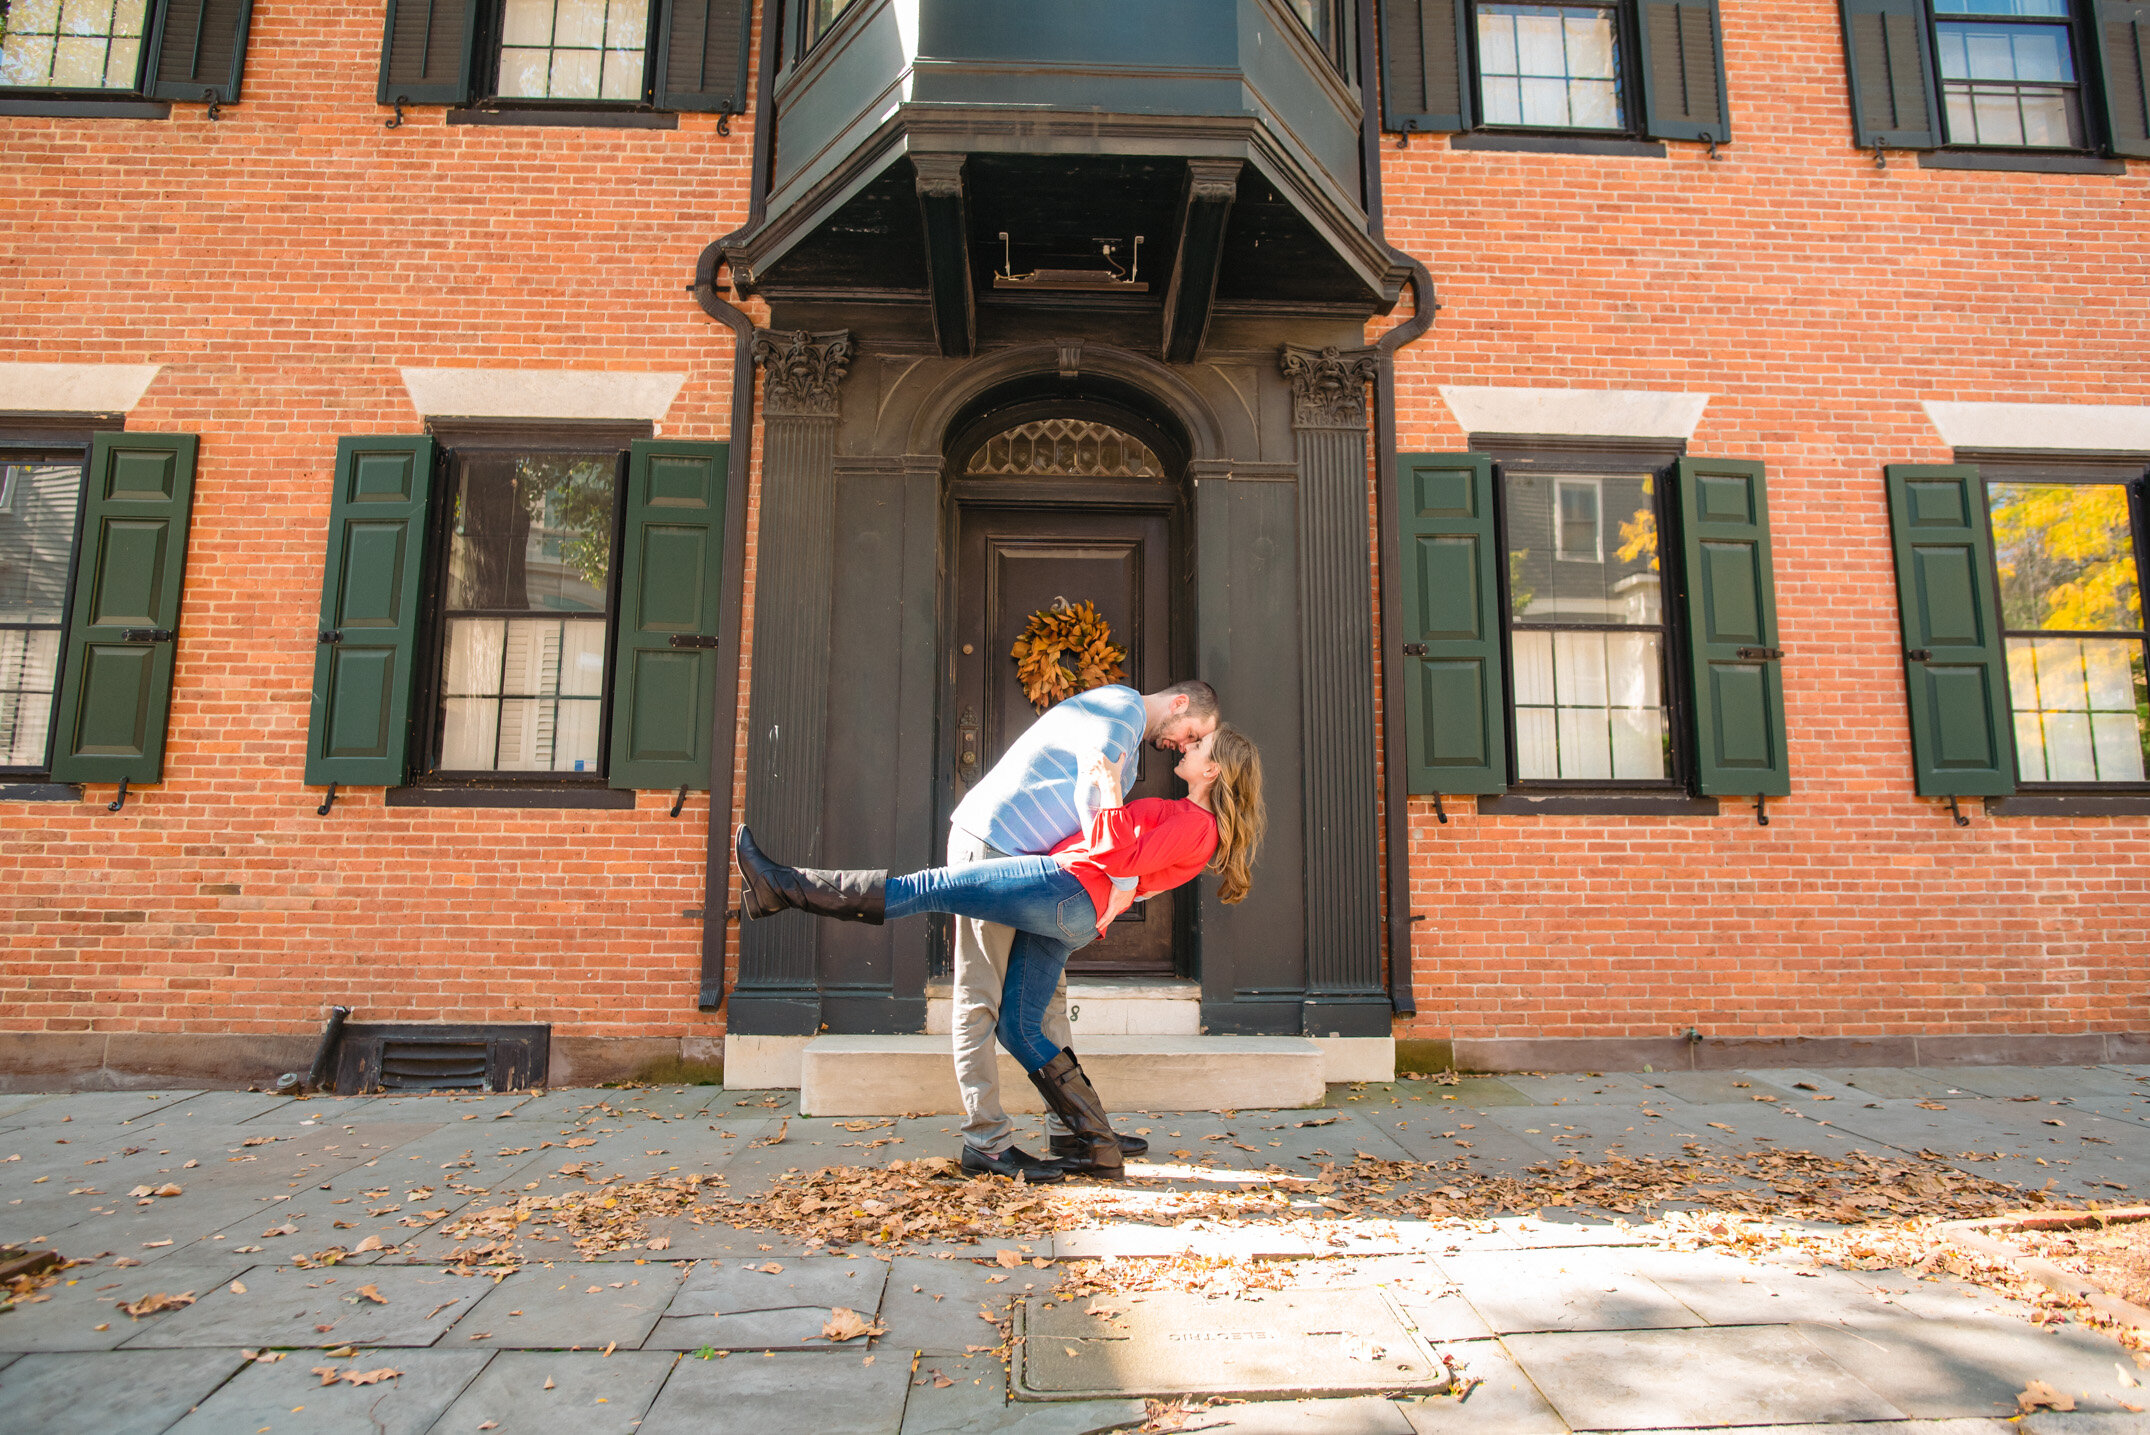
1988, 474, 2148, 784
1841, 0, 2150, 163
0, 0, 250, 111
1477, 2, 1626, 129
805, 0, 859, 49
1933, 0, 2084, 146
377, 0, 749, 119
1505, 464, 1674, 782
1284, 0, 1357, 73
0, 451, 83, 771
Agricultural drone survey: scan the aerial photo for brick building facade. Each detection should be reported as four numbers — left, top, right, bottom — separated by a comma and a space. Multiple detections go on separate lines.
2, 0, 2145, 1093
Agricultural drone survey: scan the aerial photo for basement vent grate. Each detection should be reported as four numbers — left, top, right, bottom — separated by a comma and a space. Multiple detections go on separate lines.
327, 1023, 549, 1094
378, 1039, 489, 1091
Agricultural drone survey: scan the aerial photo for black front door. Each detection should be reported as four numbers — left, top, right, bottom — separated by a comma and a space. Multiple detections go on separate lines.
952, 503, 1177, 976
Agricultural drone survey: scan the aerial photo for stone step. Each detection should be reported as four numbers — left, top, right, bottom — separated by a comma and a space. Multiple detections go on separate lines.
923, 978, 1200, 1037
797, 1034, 1327, 1117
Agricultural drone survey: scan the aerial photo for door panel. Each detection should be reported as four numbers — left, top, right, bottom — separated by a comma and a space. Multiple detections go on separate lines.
954, 505, 1175, 977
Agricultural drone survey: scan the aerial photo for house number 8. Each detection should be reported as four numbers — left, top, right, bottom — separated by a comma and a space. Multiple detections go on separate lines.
1068, 1004, 1081, 1023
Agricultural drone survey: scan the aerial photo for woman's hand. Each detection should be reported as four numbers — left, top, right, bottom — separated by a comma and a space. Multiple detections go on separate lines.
1086, 754, 1124, 811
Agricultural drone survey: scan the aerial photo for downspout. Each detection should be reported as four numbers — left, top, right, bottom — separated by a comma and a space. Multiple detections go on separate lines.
685, 2, 784, 1012
1356, 0, 1438, 1017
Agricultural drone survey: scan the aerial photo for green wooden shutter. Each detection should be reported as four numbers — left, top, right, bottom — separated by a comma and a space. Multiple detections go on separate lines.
654, 0, 753, 113
1637, 0, 1731, 142
1675, 459, 1789, 796
608, 440, 729, 790
1884, 465, 2016, 798
1839, 0, 1940, 148
304, 437, 435, 788
377, 0, 479, 106
146, 0, 255, 104
2089, 0, 2150, 158
1379, 0, 1472, 132
48, 434, 200, 786
1397, 454, 1506, 794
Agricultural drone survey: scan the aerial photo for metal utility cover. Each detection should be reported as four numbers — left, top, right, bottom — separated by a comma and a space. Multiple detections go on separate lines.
1012, 1288, 1450, 1402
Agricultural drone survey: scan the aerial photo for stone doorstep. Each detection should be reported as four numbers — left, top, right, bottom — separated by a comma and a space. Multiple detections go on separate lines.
797, 1034, 1327, 1116
924, 978, 1202, 1037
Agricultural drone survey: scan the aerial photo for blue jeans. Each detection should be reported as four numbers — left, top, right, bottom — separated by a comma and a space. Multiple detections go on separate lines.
885, 857, 1099, 1072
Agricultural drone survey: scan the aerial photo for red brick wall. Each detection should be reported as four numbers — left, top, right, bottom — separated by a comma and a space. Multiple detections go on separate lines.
3, 0, 2145, 1059
1374, 1, 2150, 1043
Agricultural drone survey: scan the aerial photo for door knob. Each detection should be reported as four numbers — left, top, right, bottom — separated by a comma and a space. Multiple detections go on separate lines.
957, 705, 981, 783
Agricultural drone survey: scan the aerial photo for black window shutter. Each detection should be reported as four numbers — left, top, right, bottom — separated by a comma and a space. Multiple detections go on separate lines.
1396, 454, 1507, 794
1839, 0, 1940, 148
378, 0, 481, 107
1636, 0, 1731, 142
2090, 0, 2150, 157
1379, 0, 1472, 132
654, 0, 753, 114
146, 0, 255, 104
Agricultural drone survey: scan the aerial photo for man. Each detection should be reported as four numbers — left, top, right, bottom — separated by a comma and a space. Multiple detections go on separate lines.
947, 678, 1221, 1179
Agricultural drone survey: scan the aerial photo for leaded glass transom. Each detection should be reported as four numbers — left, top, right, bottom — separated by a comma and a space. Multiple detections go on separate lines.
964, 420, 1163, 480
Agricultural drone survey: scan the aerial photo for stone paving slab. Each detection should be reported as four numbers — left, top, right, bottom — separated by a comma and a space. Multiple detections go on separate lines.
1397, 1336, 1569, 1435
899, 1352, 1145, 1434
0, 1257, 254, 1351
1594, 1246, 1899, 1328
122, 1261, 488, 1348
1793, 1315, 2149, 1419
1442, 1246, 1707, 1333
638, 1347, 913, 1434
429, 1349, 678, 1433
879, 1254, 1047, 1356
648, 1254, 893, 1351
164, 1346, 489, 1434
448, 1259, 687, 1349
0, 1347, 249, 1435
0, 1091, 204, 1131
1507, 1324, 1906, 1430
1198, 1395, 1417, 1432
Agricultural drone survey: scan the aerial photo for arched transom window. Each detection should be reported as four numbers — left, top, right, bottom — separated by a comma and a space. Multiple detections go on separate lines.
964, 419, 1163, 479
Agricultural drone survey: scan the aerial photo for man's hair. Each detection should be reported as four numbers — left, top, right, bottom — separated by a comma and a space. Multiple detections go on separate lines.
1152, 678, 1219, 723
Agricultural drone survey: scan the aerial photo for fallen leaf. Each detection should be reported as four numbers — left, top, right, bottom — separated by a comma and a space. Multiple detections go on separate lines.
2017, 1381, 2074, 1413
119, 1291, 196, 1318
152, 1184, 182, 1197
544, 1377, 556, 1390
820, 1306, 886, 1342
756, 1262, 784, 1274
932, 1371, 954, 1388
313, 1366, 341, 1386
1916, 1101, 1949, 1111
1706, 1123, 1736, 1132
648, 1237, 670, 1251
229, 1280, 247, 1294
2043, 1119, 2066, 1127
351, 1235, 385, 1253
355, 1284, 387, 1304
566, 1138, 597, 1148
602, 1340, 617, 1356
342, 1367, 400, 1386
994, 1249, 1022, 1268
263, 1223, 299, 1238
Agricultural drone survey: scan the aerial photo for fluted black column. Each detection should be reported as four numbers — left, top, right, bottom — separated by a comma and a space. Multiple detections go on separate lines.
732, 329, 852, 1035
1282, 344, 1390, 1037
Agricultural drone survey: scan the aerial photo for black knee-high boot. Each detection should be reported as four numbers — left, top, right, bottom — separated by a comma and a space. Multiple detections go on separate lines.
1049, 1048, 1148, 1161
734, 825, 886, 924
1026, 1049, 1124, 1180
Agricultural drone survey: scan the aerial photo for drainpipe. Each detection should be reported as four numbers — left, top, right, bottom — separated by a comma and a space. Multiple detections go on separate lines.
684, 4, 785, 1012
1356, 0, 1439, 1017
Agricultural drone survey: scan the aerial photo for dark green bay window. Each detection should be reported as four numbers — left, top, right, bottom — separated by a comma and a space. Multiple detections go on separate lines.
306, 432, 729, 795
1395, 449, 1789, 803
0, 0, 254, 113
1886, 461, 2149, 799
1841, 0, 2150, 160
377, 0, 749, 115
1380, 0, 1731, 145
1, 429, 200, 787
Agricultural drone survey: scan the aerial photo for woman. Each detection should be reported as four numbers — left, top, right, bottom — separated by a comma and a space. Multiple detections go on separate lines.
733, 723, 1266, 1181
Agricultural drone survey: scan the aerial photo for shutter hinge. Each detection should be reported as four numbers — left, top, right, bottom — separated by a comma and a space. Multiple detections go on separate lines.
318, 629, 343, 645
122, 628, 175, 643
1735, 646, 1782, 660
1905, 648, 1933, 662
668, 634, 721, 649
1400, 642, 1428, 657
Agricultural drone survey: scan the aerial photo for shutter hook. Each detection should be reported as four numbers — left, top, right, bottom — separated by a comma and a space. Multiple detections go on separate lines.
717, 105, 733, 138
386, 96, 407, 130
1754, 793, 1768, 826
202, 88, 221, 122
1395, 129, 1409, 149
1701, 130, 1722, 161
107, 776, 130, 813
1872, 141, 1887, 169
317, 782, 338, 817
1946, 794, 1969, 827
1432, 792, 1448, 824
670, 783, 689, 818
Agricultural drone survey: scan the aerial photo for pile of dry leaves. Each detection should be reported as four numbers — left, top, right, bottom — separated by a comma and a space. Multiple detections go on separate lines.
704, 1159, 1066, 1248
2010, 1216, 2150, 1309
437, 1168, 718, 1270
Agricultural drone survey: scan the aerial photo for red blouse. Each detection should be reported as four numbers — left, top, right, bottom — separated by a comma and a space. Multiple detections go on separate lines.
1050, 797, 1219, 938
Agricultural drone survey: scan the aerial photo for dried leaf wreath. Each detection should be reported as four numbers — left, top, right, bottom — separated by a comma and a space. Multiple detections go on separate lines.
1011, 598, 1127, 712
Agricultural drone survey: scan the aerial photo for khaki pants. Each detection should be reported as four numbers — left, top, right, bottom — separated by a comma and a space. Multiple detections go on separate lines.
947, 827, 1073, 1154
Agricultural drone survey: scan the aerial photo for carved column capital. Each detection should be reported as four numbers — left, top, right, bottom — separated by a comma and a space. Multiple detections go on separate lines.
753, 329, 854, 418
911, 153, 966, 199
1280, 344, 1379, 430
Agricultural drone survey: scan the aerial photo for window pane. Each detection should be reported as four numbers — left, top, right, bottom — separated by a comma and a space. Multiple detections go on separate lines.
811, 0, 860, 43
1988, 482, 2142, 633
0, 628, 61, 766
1507, 470, 1661, 625
495, 0, 645, 100
440, 451, 617, 776
1933, 0, 2069, 17
1477, 3, 1624, 130
1288, 0, 1326, 42
0, 459, 83, 770
0, 0, 143, 88
1512, 627, 1670, 780
2007, 636, 2150, 783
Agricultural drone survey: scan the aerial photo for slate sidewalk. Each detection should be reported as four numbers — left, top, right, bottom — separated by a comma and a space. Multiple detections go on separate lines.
1, 1063, 2145, 1434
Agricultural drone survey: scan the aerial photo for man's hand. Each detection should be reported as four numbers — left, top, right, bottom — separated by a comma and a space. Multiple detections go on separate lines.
1085, 754, 1124, 811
